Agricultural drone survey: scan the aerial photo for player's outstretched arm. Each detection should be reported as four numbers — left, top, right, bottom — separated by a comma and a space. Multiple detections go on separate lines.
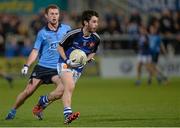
25, 49, 39, 67
21, 49, 39, 75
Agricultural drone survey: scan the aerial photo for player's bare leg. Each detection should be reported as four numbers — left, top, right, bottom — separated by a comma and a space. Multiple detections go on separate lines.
151, 64, 168, 84
32, 76, 64, 120
6, 78, 41, 120
136, 62, 143, 85
145, 63, 154, 85
61, 72, 80, 124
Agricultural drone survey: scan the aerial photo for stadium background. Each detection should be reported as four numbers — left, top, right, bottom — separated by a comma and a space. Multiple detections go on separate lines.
0, 0, 180, 127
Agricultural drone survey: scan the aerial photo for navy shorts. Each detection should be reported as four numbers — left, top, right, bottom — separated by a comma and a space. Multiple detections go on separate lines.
151, 53, 159, 64
30, 65, 58, 84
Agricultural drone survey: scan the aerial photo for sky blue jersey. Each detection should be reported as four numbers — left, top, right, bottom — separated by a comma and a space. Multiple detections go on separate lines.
33, 24, 71, 69
148, 34, 161, 54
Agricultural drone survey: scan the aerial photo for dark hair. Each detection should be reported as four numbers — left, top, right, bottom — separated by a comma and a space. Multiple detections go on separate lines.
82, 10, 99, 26
45, 4, 60, 14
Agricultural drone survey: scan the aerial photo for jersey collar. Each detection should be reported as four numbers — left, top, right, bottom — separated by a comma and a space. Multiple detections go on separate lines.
81, 27, 91, 38
45, 23, 61, 32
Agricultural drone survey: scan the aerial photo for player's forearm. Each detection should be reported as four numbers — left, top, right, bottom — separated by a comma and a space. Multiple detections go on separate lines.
161, 43, 167, 54
87, 53, 95, 61
58, 45, 67, 61
25, 49, 38, 67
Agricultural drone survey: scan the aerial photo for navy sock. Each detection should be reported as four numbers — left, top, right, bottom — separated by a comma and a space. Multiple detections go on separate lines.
38, 95, 49, 108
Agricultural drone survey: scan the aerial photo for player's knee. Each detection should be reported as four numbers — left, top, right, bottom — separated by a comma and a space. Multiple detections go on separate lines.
49, 90, 63, 100
55, 93, 62, 99
23, 88, 33, 97
55, 89, 64, 99
50, 94, 61, 101
66, 84, 75, 93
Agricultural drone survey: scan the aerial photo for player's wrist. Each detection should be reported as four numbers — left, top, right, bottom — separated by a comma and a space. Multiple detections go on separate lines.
65, 59, 71, 65
87, 58, 95, 63
65, 59, 68, 63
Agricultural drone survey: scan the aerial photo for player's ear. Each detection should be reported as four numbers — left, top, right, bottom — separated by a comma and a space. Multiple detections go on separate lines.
45, 14, 48, 19
84, 21, 88, 26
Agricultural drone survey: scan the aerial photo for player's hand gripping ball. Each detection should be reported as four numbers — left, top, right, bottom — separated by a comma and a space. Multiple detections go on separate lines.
69, 49, 87, 65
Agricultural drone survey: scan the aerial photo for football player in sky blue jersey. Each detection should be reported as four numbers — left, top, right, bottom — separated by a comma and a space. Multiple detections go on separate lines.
148, 25, 168, 84
5, 4, 71, 120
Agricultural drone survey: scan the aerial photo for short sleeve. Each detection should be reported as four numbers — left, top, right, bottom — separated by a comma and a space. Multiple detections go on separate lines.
33, 31, 44, 51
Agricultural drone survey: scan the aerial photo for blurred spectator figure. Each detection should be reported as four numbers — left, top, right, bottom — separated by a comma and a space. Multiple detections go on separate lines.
1, 14, 11, 35
19, 37, 32, 57
30, 15, 43, 35
103, 18, 121, 50
30, 9, 46, 35
151, 18, 160, 33
102, 6, 122, 49
173, 11, 180, 34
1, 13, 22, 36
159, 9, 175, 35
147, 14, 160, 31
0, 35, 5, 56
122, 15, 130, 33
0, 22, 5, 56
104, 6, 122, 34
129, 9, 142, 26
17, 22, 28, 36
127, 21, 139, 35
61, 12, 74, 27
0, 18, 5, 38
5, 35, 19, 58
87, 0, 100, 9
114, 9, 124, 26
0, 70, 13, 88
106, 18, 121, 34
70, 10, 81, 28
126, 11, 140, 49
97, 18, 107, 34
8, 15, 20, 34
128, 9, 141, 34
104, 5, 114, 24
171, 11, 180, 54
159, 9, 175, 51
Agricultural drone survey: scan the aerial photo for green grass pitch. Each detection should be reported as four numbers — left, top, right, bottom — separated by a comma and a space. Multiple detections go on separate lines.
0, 77, 180, 127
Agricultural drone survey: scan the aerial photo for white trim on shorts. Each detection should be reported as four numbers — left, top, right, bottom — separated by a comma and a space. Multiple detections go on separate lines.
57, 63, 81, 83
137, 54, 152, 64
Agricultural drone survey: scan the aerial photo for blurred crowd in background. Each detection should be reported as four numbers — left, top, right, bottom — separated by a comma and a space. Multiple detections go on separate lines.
0, 5, 180, 58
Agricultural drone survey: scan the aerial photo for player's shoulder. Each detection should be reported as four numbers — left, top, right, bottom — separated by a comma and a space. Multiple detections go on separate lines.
60, 23, 71, 29
68, 28, 81, 34
92, 32, 101, 41
61, 28, 81, 42
65, 28, 81, 37
36, 27, 46, 36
